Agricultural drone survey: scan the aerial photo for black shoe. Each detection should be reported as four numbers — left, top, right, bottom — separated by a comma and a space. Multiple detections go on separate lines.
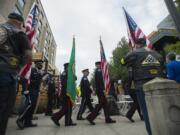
86, 117, 95, 125
65, 123, 77, 126
24, 123, 37, 128
126, 115, 135, 123
45, 113, 52, 116
140, 115, 144, 121
51, 117, 60, 126
77, 116, 85, 120
106, 119, 116, 124
16, 119, 24, 129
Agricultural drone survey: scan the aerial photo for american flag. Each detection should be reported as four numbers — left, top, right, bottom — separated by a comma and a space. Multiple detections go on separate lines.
100, 38, 110, 95
19, 3, 38, 83
123, 8, 152, 49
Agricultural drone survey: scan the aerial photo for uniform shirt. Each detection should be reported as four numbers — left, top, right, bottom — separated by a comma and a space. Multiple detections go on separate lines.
48, 79, 56, 94
60, 71, 68, 96
80, 76, 92, 97
29, 68, 43, 93
95, 68, 105, 96
166, 60, 180, 83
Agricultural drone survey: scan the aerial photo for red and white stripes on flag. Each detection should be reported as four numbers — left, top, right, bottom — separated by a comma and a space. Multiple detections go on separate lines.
100, 39, 110, 95
19, 3, 38, 83
25, 3, 38, 48
123, 7, 152, 49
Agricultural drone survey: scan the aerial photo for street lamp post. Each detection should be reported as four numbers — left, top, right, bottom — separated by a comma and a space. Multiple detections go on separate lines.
164, 0, 180, 39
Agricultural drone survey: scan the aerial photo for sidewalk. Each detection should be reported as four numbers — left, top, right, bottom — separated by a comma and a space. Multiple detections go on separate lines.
6, 113, 147, 135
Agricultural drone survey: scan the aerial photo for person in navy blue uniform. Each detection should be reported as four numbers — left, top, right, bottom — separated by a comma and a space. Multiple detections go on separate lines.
166, 52, 180, 83
77, 69, 94, 120
86, 62, 116, 125
45, 74, 56, 116
51, 63, 76, 126
16, 60, 46, 129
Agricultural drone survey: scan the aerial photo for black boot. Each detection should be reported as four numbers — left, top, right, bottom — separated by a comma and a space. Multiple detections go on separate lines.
51, 116, 60, 126
126, 115, 135, 123
77, 116, 85, 120
105, 118, 116, 124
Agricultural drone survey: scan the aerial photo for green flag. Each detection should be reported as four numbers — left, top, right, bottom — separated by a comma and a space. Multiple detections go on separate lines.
67, 37, 76, 104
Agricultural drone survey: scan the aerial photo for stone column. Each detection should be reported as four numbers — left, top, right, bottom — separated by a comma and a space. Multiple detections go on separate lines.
143, 77, 180, 135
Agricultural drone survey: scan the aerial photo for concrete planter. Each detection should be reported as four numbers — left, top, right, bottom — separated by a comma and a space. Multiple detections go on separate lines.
143, 77, 180, 135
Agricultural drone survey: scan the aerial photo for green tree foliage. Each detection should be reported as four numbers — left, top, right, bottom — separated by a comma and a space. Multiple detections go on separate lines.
109, 37, 130, 82
164, 41, 180, 54
90, 70, 95, 89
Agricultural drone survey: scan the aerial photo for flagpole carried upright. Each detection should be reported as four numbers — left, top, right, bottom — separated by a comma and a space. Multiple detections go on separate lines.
122, 7, 153, 49
122, 7, 135, 49
67, 36, 76, 104
19, 3, 38, 84
99, 37, 110, 95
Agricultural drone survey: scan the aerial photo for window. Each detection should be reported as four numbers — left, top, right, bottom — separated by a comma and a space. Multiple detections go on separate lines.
38, 20, 42, 28
36, 28, 40, 37
18, 0, 25, 9
40, 12, 44, 19
36, 7, 39, 16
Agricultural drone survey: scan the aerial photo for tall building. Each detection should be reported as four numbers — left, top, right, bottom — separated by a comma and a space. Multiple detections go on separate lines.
0, 0, 58, 71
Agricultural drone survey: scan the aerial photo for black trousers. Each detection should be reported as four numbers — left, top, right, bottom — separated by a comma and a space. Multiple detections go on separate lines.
77, 96, 94, 118
126, 90, 142, 119
45, 92, 54, 115
21, 91, 39, 125
87, 94, 111, 121
0, 79, 16, 135
52, 96, 73, 125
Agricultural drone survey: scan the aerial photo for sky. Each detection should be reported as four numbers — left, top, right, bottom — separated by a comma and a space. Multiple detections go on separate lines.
41, 0, 169, 83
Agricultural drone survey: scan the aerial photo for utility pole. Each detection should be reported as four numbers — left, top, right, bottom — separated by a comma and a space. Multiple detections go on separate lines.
164, 0, 180, 39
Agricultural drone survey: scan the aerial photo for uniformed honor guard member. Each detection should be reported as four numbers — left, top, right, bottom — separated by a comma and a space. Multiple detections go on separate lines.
0, 13, 32, 135
121, 38, 164, 135
86, 62, 116, 125
77, 69, 94, 120
45, 74, 56, 116
51, 63, 76, 126
16, 60, 46, 129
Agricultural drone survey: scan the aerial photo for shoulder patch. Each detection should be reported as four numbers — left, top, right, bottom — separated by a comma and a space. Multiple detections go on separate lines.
142, 54, 160, 66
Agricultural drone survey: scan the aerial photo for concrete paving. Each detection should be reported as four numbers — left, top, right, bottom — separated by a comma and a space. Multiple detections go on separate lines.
6, 112, 147, 135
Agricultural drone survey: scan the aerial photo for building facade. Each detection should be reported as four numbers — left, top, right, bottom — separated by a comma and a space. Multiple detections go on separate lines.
157, 15, 176, 30
148, 14, 179, 52
0, 0, 57, 71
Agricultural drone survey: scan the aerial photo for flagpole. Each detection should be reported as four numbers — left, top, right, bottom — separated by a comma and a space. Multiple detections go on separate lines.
122, 7, 135, 51
99, 37, 110, 95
